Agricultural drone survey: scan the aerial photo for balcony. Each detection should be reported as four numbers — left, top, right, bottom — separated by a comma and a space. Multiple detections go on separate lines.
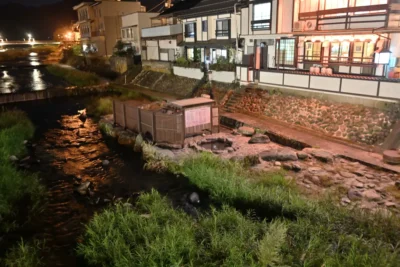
142, 24, 182, 38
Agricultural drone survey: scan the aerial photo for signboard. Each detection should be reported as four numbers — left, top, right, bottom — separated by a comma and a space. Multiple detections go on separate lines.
185, 106, 211, 128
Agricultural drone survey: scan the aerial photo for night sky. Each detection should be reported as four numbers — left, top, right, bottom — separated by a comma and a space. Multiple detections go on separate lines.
0, 0, 161, 40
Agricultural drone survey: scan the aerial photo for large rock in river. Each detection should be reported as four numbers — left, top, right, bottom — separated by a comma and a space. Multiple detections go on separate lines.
134, 134, 144, 152
260, 148, 298, 161
249, 134, 270, 144
238, 126, 255, 136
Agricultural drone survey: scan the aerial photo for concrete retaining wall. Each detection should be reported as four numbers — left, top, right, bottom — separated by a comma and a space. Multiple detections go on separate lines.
211, 71, 236, 83
173, 66, 203, 80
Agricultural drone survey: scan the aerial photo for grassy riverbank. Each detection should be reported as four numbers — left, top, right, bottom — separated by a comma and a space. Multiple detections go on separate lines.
86, 85, 160, 118
0, 110, 44, 233
0, 46, 57, 62
46, 65, 101, 87
78, 150, 400, 266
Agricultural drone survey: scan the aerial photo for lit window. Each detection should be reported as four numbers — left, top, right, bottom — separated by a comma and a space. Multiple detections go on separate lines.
216, 20, 230, 37
252, 2, 271, 30
185, 23, 195, 38
330, 41, 350, 62
202, 21, 208, 32
304, 42, 322, 61
277, 38, 296, 66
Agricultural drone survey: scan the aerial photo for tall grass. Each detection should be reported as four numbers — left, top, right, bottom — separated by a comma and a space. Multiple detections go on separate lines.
3, 239, 44, 267
86, 85, 160, 118
46, 65, 101, 87
78, 190, 286, 267
176, 153, 400, 266
0, 110, 44, 232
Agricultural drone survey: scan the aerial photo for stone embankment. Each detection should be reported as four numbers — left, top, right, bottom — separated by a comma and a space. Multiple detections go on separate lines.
228, 89, 399, 146
100, 115, 400, 213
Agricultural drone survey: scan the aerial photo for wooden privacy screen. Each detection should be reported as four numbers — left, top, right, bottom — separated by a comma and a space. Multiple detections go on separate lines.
113, 99, 219, 147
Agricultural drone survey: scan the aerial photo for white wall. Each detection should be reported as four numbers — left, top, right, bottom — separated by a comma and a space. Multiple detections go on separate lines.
173, 66, 203, 80
211, 71, 236, 83
341, 79, 378, 96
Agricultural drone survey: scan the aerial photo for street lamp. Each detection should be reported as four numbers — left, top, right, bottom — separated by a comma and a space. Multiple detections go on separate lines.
27, 33, 32, 42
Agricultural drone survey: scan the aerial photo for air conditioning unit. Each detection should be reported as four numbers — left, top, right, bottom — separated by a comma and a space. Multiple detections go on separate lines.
293, 21, 304, 32
305, 20, 317, 31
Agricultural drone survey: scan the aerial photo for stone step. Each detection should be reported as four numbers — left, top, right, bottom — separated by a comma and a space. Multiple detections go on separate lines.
383, 150, 400, 165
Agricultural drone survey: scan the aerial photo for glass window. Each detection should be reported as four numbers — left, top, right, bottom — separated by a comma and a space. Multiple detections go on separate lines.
277, 38, 296, 66
252, 2, 271, 30
216, 20, 230, 37
185, 23, 195, 38
202, 21, 208, 32
305, 42, 322, 61
122, 29, 126, 39
330, 42, 350, 62
353, 41, 375, 63
187, 48, 194, 60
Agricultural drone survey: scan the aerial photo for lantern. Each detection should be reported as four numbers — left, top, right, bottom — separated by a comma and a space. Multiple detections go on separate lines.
374, 48, 392, 64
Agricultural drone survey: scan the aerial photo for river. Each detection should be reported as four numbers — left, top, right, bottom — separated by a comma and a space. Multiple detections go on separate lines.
0, 56, 194, 266
0, 52, 66, 94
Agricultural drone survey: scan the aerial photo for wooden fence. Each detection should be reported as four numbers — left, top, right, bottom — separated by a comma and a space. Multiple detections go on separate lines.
113, 100, 218, 147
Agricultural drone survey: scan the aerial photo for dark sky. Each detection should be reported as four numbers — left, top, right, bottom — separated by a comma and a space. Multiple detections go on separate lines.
0, 0, 161, 40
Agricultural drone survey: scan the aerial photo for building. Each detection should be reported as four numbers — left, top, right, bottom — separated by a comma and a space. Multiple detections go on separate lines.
178, 0, 244, 64
242, 0, 400, 78
140, 0, 198, 62
73, 0, 146, 57
121, 12, 159, 56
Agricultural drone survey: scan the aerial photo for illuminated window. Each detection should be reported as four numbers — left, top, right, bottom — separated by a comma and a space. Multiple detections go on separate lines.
252, 1, 272, 30
185, 23, 196, 38
353, 41, 375, 63
276, 38, 296, 66
216, 20, 230, 37
304, 42, 322, 61
330, 41, 350, 62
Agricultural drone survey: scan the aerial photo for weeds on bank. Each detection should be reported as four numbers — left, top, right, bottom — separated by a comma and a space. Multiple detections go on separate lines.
87, 85, 160, 118
3, 239, 44, 267
79, 150, 400, 266
0, 110, 44, 232
46, 65, 101, 87
78, 190, 287, 267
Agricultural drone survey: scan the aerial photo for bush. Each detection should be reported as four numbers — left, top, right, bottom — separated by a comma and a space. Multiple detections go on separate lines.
0, 111, 44, 232
174, 56, 201, 69
209, 56, 235, 72
46, 65, 101, 87
78, 190, 285, 267
3, 239, 44, 267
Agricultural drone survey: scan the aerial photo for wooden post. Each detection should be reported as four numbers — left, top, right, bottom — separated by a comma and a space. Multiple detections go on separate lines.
113, 100, 116, 125
123, 103, 127, 129
182, 109, 186, 147
152, 111, 157, 142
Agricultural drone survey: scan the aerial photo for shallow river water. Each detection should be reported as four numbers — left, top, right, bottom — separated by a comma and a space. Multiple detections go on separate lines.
3, 97, 195, 266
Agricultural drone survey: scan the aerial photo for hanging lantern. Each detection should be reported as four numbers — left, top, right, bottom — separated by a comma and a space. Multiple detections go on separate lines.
374, 48, 392, 64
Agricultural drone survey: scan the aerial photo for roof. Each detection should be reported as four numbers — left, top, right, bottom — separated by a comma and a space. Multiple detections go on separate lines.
73, 1, 94, 10
177, 0, 241, 19
158, 0, 202, 18
179, 39, 235, 48
170, 97, 215, 108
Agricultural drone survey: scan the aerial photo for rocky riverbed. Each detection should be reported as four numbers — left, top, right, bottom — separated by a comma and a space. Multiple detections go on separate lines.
100, 116, 400, 214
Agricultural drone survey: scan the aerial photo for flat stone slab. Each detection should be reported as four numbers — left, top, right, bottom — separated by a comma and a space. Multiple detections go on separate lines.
238, 126, 255, 137
260, 148, 298, 162
248, 134, 270, 144
383, 150, 400, 165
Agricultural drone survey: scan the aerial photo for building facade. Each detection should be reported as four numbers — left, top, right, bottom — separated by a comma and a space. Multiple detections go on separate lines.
73, 0, 146, 57
121, 12, 159, 56
179, 0, 243, 64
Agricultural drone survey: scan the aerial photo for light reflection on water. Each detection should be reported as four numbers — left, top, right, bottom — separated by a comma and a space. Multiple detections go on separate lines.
0, 70, 18, 93
31, 69, 46, 91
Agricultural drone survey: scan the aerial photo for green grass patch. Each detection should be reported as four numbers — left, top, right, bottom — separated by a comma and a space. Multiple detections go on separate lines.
0, 110, 44, 232
86, 85, 160, 118
3, 239, 44, 267
46, 65, 101, 87
78, 190, 286, 267
79, 151, 400, 266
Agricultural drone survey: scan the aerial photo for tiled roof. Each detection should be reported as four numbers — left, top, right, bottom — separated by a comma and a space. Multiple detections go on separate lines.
158, 0, 202, 17
177, 0, 240, 19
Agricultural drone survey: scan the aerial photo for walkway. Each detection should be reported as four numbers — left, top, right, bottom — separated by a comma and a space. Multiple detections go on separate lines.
221, 112, 400, 173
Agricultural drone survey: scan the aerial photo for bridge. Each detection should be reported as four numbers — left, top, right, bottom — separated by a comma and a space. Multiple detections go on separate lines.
0, 40, 61, 46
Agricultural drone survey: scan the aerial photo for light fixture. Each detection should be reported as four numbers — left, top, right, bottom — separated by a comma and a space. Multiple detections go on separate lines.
374, 48, 392, 64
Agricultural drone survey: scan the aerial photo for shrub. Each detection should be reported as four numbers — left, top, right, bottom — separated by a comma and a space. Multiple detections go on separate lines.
174, 56, 201, 69
46, 65, 101, 87
3, 239, 44, 267
0, 111, 44, 232
209, 56, 235, 72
